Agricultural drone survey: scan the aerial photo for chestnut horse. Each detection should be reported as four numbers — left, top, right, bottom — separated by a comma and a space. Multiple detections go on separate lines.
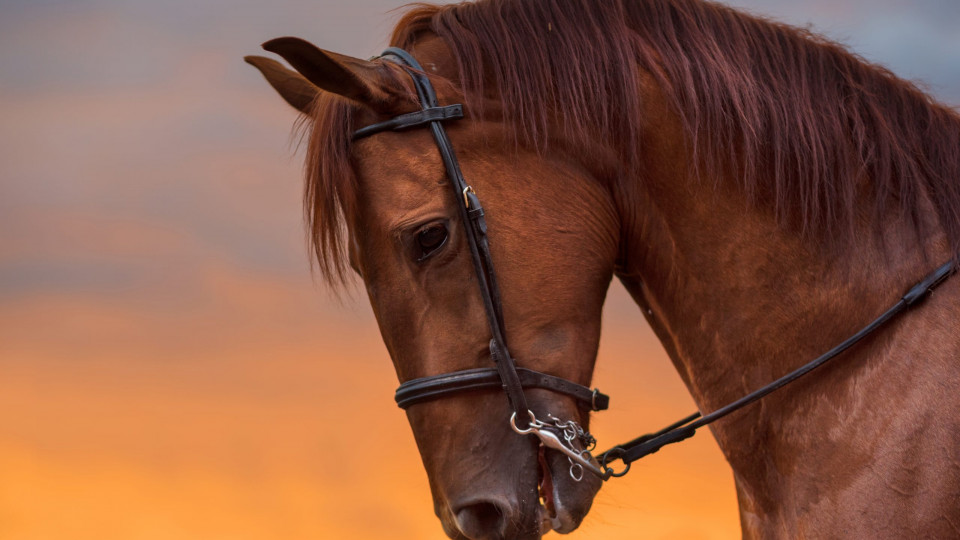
247, 0, 960, 538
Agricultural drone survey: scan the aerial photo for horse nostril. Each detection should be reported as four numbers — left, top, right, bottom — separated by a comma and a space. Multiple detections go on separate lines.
454, 500, 507, 539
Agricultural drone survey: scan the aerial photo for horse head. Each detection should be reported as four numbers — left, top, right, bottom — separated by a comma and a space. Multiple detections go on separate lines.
247, 36, 618, 539
247, 0, 960, 537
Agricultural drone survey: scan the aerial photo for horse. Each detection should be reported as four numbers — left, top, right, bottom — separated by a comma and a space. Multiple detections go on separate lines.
246, 0, 960, 538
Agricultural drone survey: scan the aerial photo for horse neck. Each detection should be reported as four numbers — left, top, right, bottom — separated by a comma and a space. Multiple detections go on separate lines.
613, 73, 949, 474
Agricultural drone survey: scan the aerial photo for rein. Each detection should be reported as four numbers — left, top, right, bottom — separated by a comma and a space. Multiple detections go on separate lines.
352, 47, 958, 481
597, 260, 957, 476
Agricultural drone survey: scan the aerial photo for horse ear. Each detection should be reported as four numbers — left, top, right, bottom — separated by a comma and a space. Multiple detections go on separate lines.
259, 37, 404, 111
244, 55, 320, 114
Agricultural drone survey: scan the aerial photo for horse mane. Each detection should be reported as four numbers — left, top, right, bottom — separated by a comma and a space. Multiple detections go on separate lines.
306, 0, 960, 285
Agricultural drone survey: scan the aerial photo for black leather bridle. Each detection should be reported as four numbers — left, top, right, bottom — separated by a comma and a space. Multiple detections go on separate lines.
351, 47, 957, 481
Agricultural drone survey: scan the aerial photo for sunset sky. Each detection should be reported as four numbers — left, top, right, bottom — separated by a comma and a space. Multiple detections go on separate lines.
1, 1, 957, 539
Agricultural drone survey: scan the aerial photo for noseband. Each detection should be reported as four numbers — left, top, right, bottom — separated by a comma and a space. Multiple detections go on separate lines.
351, 47, 957, 481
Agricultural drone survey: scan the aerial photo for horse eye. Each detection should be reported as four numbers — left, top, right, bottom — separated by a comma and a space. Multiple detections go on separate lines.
416, 224, 448, 261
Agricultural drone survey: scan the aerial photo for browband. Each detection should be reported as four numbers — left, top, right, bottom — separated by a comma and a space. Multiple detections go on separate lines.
352, 104, 464, 140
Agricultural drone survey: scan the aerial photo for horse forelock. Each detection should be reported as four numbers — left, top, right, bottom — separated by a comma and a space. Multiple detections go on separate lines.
305, 0, 960, 287
303, 92, 357, 288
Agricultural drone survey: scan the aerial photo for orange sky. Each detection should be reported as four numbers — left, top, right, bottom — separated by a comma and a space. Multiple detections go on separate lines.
1, 1, 955, 538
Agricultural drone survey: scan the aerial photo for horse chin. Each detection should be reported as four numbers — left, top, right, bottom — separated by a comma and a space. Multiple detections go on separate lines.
437, 447, 601, 540
538, 447, 602, 535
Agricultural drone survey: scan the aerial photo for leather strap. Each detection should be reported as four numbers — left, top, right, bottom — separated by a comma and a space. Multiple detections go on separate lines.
598, 260, 957, 475
352, 104, 463, 140
395, 367, 610, 411
352, 47, 598, 429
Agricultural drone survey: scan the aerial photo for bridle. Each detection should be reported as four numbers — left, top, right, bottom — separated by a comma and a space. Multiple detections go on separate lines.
351, 47, 958, 481
352, 47, 608, 480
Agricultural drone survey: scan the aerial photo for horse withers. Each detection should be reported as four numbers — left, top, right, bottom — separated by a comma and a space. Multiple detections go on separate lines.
247, 0, 960, 538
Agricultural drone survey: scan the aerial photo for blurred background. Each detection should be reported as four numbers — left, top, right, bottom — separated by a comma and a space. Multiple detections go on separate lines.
1, 1, 957, 538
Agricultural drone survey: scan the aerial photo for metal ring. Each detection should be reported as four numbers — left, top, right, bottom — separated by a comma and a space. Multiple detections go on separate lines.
509, 410, 537, 434
591, 388, 599, 411
462, 186, 475, 208
569, 462, 584, 482
599, 447, 631, 479
605, 461, 631, 479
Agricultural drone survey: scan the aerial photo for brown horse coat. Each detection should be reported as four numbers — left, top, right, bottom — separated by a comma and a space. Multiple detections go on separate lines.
248, 0, 960, 538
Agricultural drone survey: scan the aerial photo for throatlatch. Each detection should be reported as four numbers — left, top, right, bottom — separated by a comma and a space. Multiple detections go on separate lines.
352, 47, 958, 481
